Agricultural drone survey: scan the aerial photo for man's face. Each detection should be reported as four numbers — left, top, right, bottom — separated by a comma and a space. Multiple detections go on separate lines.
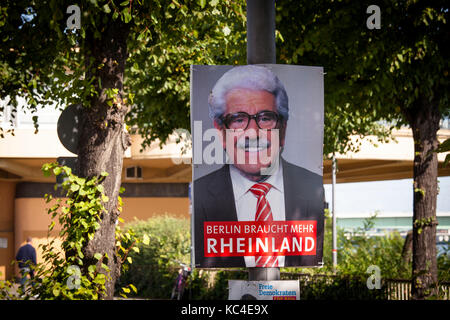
214, 88, 286, 178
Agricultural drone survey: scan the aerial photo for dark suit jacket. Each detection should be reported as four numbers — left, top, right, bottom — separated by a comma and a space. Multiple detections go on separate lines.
16, 244, 37, 269
193, 158, 324, 268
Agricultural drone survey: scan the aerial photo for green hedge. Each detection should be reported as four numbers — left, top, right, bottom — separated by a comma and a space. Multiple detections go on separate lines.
280, 273, 387, 300
115, 215, 249, 299
115, 215, 193, 299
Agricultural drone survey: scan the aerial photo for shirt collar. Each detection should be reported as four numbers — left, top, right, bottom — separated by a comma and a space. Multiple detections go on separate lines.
229, 161, 284, 201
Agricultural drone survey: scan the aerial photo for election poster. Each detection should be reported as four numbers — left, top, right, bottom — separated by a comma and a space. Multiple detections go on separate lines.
190, 64, 324, 268
228, 280, 300, 300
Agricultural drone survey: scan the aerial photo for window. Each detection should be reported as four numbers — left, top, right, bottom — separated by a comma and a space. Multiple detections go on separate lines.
125, 166, 143, 179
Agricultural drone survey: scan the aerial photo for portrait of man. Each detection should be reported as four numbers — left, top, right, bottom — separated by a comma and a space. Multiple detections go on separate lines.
192, 65, 324, 268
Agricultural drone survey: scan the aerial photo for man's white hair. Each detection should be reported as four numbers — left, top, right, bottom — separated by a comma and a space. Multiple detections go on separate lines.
208, 65, 289, 123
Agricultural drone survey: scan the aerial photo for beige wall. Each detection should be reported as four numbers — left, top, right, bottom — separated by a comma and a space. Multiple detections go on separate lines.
13, 198, 61, 278
0, 181, 15, 230
8, 196, 189, 279
120, 197, 190, 221
0, 231, 14, 280
0, 181, 16, 280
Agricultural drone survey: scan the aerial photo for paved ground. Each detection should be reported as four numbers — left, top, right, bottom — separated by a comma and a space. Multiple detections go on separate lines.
2, 281, 147, 300
1, 282, 22, 299
1, 281, 41, 300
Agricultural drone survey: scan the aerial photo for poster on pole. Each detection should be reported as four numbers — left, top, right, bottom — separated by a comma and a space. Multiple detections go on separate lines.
190, 64, 324, 268
228, 280, 300, 300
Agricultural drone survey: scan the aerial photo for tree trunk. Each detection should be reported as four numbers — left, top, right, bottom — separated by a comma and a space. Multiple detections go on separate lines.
77, 19, 131, 299
405, 97, 441, 300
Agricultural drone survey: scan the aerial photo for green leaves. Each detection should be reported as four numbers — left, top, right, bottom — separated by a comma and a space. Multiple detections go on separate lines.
52, 288, 60, 297
94, 253, 103, 261
93, 273, 106, 285
142, 234, 150, 245
414, 187, 426, 197
119, 283, 137, 298
436, 138, 450, 167
414, 217, 437, 236
117, 216, 191, 299
22, 163, 121, 299
70, 184, 80, 192
102, 4, 111, 13
444, 155, 450, 168
276, 0, 449, 156
1, 0, 247, 148
42, 163, 52, 177
125, 0, 247, 149
121, 7, 132, 24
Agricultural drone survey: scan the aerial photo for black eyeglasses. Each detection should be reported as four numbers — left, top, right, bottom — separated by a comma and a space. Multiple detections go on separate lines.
220, 111, 281, 130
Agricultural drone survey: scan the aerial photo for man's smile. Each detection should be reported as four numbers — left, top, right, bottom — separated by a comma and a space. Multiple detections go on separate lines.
236, 137, 271, 153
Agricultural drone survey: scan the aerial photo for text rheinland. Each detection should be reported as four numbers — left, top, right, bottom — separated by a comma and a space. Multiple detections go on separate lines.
203, 220, 317, 257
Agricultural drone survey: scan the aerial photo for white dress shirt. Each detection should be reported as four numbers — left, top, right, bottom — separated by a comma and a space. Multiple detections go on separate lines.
229, 162, 286, 267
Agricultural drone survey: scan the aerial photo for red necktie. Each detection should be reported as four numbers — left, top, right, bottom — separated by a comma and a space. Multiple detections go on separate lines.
250, 182, 278, 267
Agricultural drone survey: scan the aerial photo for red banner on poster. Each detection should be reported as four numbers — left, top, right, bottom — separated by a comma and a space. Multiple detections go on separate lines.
204, 220, 316, 257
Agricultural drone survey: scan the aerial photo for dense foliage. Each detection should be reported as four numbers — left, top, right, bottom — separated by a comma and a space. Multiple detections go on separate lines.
0, 164, 139, 300
116, 215, 449, 300
116, 215, 249, 299
276, 0, 449, 155
276, 0, 449, 299
0, 0, 247, 143
116, 215, 192, 298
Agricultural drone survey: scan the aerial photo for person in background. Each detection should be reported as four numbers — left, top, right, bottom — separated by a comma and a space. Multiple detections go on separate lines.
15, 237, 36, 291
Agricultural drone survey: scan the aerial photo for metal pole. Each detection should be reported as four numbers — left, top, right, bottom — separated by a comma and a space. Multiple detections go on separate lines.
332, 153, 338, 272
246, 0, 279, 281
246, 0, 276, 65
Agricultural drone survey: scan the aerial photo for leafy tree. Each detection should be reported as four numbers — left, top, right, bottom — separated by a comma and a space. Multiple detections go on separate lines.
0, 0, 246, 299
3, 0, 446, 301
276, 0, 449, 299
